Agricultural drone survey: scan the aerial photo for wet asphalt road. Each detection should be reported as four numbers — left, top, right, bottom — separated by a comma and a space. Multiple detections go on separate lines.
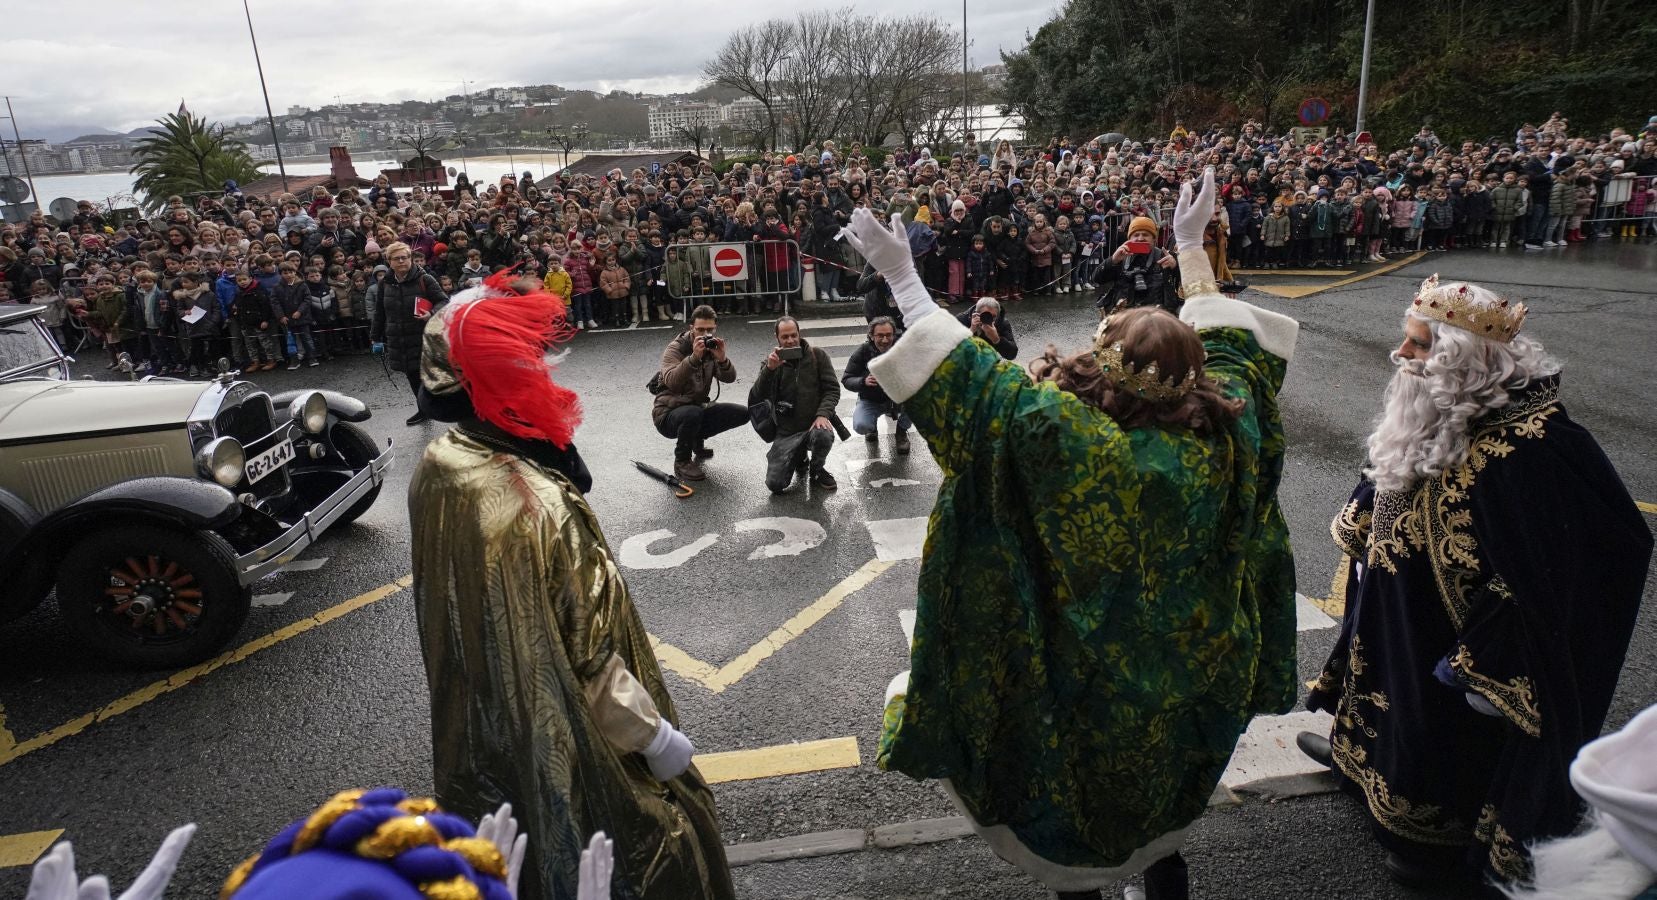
0, 241, 1652, 899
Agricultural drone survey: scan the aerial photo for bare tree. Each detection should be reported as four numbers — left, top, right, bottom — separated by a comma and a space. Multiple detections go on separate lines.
776, 11, 851, 150
703, 20, 792, 151
672, 123, 713, 155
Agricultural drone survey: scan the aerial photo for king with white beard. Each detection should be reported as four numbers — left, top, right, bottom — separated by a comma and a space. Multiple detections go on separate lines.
1299, 275, 1652, 894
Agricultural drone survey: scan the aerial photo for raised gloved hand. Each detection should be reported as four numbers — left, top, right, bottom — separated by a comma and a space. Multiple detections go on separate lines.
476, 802, 529, 898
27, 824, 196, 900
576, 832, 614, 900
642, 718, 694, 781
839, 208, 936, 327
1172, 166, 1218, 253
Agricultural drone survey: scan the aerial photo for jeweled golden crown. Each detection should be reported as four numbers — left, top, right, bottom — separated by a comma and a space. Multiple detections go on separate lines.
1411, 274, 1528, 342
1092, 339, 1197, 401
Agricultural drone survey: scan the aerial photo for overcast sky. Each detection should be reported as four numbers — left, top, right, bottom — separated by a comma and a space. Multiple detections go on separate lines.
8, 0, 1055, 139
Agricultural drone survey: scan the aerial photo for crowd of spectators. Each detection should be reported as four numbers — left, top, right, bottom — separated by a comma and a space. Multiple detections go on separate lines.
1, 110, 1652, 378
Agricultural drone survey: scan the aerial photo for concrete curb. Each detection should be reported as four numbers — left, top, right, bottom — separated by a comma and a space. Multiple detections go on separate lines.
724, 782, 1250, 867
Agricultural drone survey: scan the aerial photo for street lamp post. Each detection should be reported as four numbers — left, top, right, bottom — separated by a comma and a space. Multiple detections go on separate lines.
1355, 0, 1376, 134
3, 97, 42, 203
241, 0, 288, 193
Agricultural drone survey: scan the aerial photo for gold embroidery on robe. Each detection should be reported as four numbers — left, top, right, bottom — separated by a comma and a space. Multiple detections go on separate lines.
1350, 383, 1559, 629
1450, 646, 1542, 738
1331, 498, 1372, 561
1475, 805, 1534, 882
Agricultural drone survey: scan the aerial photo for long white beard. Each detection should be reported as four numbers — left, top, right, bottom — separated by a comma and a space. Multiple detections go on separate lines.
1364, 355, 1452, 493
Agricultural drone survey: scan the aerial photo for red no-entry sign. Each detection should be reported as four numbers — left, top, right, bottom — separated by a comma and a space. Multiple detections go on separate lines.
710, 244, 749, 282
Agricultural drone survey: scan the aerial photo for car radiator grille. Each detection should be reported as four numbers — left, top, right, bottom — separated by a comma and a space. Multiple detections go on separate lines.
22, 447, 172, 511
214, 393, 289, 502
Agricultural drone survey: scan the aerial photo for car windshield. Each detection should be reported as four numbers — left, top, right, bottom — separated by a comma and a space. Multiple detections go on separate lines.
0, 319, 68, 381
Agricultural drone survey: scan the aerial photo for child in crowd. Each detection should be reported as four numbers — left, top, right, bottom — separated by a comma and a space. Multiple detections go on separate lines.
564, 247, 596, 331
1053, 215, 1078, 293
231, 267, 279, 371
999, 222, 1028, 301
30, 278, 69, 348
460, 249, 487, 288
134, 271, 178, 375
966, 233, 993, 297
1262, 201, 1290, 269
304, 266, 337, 360
543, 255, 574, 302
273, 262, 316, 369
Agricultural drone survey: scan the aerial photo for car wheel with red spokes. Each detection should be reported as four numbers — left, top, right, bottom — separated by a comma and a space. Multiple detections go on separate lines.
57, 525, 250, 668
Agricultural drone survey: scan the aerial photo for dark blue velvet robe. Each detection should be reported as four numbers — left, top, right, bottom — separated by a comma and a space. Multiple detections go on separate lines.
1308, 376, 1652, 883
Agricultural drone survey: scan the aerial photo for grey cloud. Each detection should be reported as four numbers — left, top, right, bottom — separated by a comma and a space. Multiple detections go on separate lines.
8, 0, 1056, 134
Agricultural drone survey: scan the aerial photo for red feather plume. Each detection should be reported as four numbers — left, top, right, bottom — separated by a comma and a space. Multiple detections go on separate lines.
447, 274, 582, 448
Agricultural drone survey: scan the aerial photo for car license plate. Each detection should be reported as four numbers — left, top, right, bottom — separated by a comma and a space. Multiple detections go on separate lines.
244, 439, 294, 484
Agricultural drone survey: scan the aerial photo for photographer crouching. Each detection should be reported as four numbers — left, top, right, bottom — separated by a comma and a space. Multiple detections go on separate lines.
842, 316, 913, 455
751, 316, 843, 494
1091, 215, 1180, 316
652, 304, 746, 482
955, 298, 1019, 360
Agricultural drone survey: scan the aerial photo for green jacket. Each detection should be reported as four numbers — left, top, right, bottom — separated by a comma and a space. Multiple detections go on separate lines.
748, 340, 840, 437
1262, 213, 1291, 246
664, 256, 693, 298
1490, 184, 1527, 219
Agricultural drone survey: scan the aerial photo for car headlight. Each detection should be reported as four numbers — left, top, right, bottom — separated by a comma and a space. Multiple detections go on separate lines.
195, 437, 246, 487
289, 391, 328, 434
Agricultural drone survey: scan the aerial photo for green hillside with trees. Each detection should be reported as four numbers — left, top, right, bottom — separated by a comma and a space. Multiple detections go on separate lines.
1003, 0, 1656, 146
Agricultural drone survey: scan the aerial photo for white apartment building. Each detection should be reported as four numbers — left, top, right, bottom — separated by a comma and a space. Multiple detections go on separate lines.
648, 103, 720, 141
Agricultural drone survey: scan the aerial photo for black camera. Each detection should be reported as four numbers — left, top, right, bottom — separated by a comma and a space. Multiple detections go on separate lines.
978, 311, 996, 325
1133, 273, 1149, 294
700, 335, 719, 350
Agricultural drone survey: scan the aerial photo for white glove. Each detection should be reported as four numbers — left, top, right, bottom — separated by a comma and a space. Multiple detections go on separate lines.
1172, 166, 1218, 252
576, 832, 614, 900
641, 719, 694, 781
838, 208, 936, 327
26, 824, 195, 900
476, 803, 529, 898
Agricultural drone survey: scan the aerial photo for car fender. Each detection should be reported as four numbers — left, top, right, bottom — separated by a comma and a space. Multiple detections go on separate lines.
0, 489, 49, 621
29, 477, 240, 548
270, 389, 371, 423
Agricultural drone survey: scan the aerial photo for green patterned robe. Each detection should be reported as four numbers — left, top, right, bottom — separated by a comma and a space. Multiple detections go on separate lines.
868, 297, 1298, 876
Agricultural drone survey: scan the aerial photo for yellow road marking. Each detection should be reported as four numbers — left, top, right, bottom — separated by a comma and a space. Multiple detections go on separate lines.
0, 576, 412, 768
650, 557, 895, 694
697, 736, 862, 785
1308, 560, 1349, 619
1252, 284, 1324, 299
1253, 252, 1427, 300
1238, 268, 1356, 277
1638, 501, 1656, 515
0, 701, 15, 757
0, 829, 65, 868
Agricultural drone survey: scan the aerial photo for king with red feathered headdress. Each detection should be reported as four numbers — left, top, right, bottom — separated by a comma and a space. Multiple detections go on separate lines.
408, 271, 735, 900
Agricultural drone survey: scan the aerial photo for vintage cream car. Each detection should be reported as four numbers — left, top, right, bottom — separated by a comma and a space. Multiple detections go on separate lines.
0, 305, 393, 666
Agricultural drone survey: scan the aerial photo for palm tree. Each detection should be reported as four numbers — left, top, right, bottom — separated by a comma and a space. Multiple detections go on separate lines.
129, 112, 265, 212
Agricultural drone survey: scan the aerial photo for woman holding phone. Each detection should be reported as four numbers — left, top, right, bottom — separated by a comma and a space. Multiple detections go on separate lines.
1090, 215, 1180, 315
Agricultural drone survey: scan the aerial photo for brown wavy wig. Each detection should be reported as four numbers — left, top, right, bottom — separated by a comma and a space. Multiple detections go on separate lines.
1028, 306, 1244, 436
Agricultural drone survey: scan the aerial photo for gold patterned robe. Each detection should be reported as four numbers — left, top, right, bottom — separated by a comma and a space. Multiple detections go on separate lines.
410, 429, 735, 900
1308, 377, 1652, 882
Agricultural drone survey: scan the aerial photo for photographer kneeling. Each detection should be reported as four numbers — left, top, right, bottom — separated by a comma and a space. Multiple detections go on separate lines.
842, 316, 913, 455
751, 316, 842, 493
652, 304, 745, 482
1091, 215, 1180, 316
955, 297, 1019, 360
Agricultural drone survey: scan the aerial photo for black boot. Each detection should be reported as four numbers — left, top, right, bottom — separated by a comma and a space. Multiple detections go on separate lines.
1295, 731, 1333, 769
1143, 852, 1188, 900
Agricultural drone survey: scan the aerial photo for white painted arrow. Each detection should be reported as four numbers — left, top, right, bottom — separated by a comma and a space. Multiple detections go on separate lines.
618, 529, 719, 570
733, 517, 828, 560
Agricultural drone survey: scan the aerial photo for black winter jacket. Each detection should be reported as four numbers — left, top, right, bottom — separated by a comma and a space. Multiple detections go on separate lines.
841, 341, 895, 407
370, 268, 448, 373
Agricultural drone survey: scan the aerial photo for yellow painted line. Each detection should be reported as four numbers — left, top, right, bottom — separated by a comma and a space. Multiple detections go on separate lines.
1308, 560, 1349, 619
697, 736, 862, 785
0, 576, 412, 768
1253, 284, 1324, 299
1254, 252, 1427, 300
0, 701, 15, 756
0, 829, 65, 868
650, 557, 895, 694
1236, 268, 1356, 276
1638, 501, 1656, 515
